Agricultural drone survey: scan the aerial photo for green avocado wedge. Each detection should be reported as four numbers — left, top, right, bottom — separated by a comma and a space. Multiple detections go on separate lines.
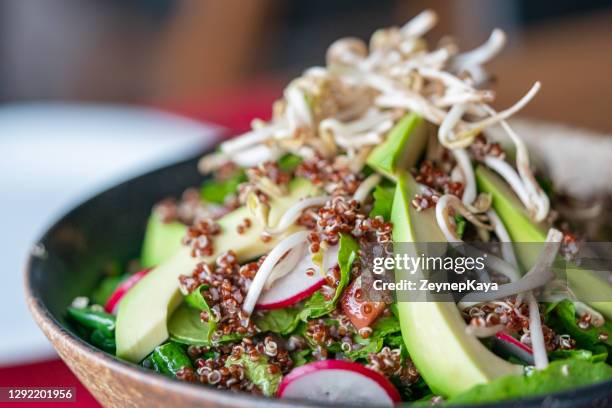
366, 113, 429, 180
116, 178, 319, 363
392, 171, 523, 397
475, 166, 612, 321
140, 216, 186, 268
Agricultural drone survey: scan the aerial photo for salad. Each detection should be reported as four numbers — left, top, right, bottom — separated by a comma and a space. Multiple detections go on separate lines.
67, 10, 612, 406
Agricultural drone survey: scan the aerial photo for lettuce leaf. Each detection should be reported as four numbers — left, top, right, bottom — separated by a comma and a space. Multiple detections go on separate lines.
549, 346, 608, 363
167, 303, 241, 346
345, 316, 401, 360
254, 307, 300, 335
277, 153, 302, 171
200, 170, 246, 204
449, 360, 612, 404
369, 186, 394, 221
185, 284, 218, 339
454, 215, 467, 239
334, 233, 359, 304
225, 353, 282, 396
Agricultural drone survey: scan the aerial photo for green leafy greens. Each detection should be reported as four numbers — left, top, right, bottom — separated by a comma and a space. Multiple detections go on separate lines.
449, 360, 612, 404
200, 170, 246, 204
345, 315, 402, 360
369, 185, 395, 221
225, 353, 282, 396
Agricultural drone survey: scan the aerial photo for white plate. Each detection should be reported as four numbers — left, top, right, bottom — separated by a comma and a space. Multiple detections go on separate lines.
0, 103, 221, 366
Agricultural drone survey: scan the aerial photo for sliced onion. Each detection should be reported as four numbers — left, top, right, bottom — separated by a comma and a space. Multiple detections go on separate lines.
465, 324, 505, 338
266, 196, 330, 235
265, 244, 307, 290
322, 244, 340, 274
242, 231, 311, 314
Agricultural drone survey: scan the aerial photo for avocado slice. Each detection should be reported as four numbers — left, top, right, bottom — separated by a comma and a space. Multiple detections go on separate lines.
392, 171, 522, 397
141, 216, 186, 268
116, 178, 319, 362
475, 166, 612, 320
366, 113, 429, 179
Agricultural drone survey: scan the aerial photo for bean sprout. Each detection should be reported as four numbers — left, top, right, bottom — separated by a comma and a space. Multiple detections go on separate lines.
452, 29, 507, 73
265, 196, 331, 235
353, 174, 382, 203
435, 194, 493, 242
459, 229, 563, 304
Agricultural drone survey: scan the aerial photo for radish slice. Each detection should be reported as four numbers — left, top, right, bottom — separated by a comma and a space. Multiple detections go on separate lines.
104, 268, 151, 314
256, 253, 325, 310
493, 332, 534, 365
278, 360, 401, 406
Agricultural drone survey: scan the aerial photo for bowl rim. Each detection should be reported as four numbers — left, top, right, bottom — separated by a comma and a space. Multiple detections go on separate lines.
24, 147, 612, 408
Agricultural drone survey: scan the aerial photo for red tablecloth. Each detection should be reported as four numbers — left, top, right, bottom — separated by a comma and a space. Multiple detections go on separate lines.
0, 84, 280, 407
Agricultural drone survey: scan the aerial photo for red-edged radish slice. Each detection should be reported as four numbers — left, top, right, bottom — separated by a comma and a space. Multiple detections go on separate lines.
278, 360, 401, 406
493, 332, 534, 365
256, 254, 325, 310
105, 268, 151, 314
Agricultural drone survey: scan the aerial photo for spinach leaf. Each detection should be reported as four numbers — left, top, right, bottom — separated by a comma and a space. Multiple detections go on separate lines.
225, 353, 282, 396
277, 153, 303, 171
449, 360, 612, 404
200, 170, 246, 204
549, 346, 608, 363
90, 329, 116, 353
151, 342, 193, 377
254, 307, 300, 335
369, 186, 395, 221
454, 215, 467, 239
545, 300, 612, 349
67, 307, 116, 338
185, 284, 218, 339
291, 349, 313, 367
91, 275, 124, 306
168, 303, 240, 346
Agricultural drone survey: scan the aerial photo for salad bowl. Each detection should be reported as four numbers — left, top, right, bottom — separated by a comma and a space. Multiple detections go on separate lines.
25, 119, 612, 408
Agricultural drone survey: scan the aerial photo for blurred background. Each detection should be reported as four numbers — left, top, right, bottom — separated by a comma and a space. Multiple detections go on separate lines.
0, 0, 611, 405
1, 0, 611, 131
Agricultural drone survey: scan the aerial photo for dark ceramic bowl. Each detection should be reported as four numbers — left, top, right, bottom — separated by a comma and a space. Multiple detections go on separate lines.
25, 121, 612, 407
